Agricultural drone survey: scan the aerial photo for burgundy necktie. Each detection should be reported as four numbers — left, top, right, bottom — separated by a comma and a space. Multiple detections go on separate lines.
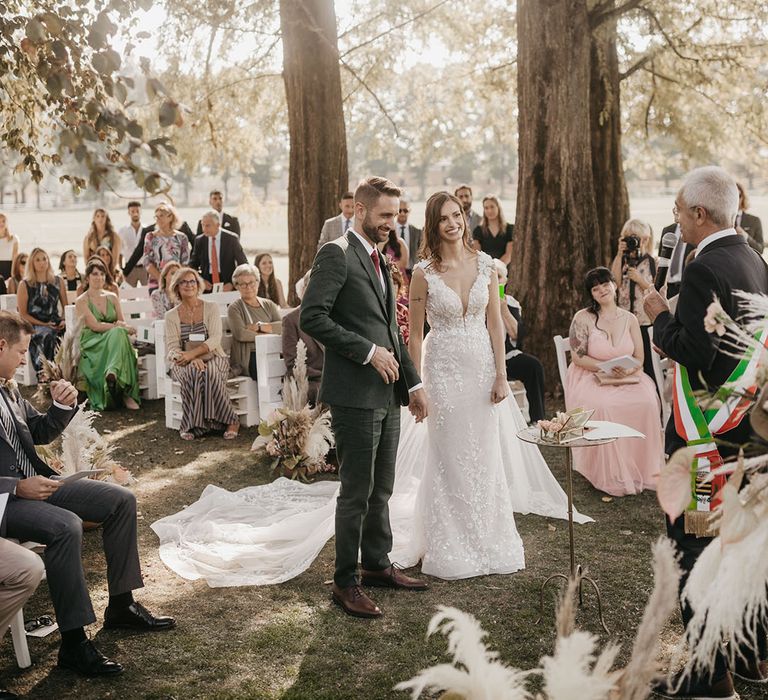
370, 249, 380, 275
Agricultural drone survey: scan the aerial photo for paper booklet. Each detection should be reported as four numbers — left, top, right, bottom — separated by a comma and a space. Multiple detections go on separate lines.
583, 420, 645, 440
51, 469, 105, 483
596, 354, 641, 374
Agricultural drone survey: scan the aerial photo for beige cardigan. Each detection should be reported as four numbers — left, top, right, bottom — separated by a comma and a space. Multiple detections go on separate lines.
227, 297, 282, 375
164, 299, 226, 363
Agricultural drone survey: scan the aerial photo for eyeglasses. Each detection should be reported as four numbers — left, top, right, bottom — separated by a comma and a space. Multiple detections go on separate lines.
672, 204, 705, 218
24, 615, 53, 633
178, 279, 198, 287
237, 281, 257, 288
399, 209, 410, 214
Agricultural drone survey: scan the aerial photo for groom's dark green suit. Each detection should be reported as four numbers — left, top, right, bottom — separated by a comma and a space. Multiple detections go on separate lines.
301, 231, 421, 586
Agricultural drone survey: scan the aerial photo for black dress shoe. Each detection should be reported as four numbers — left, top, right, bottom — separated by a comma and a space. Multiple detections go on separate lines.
651, 670, 738, 699
0, 690, 18, 699
103, 601, 176, 631
57, 639, 123, 676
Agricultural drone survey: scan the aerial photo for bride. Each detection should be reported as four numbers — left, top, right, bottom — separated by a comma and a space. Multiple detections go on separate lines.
151, 193, 591, 587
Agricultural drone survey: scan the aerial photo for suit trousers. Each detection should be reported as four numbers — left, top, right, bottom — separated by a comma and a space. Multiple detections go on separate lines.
4, 479, 143, 631
0, 539, 45, 639
331, 390, 400, 587
505, 353, 545, 423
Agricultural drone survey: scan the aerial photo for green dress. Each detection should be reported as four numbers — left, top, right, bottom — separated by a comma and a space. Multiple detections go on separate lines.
79, 298, 141, 410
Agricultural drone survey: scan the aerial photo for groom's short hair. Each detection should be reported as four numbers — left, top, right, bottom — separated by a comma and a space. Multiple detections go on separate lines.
0, 312, 33, 345
355, 176, 401, 210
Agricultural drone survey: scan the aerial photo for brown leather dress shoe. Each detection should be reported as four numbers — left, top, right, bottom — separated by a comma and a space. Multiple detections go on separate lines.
331, 583, 382, 618
361, 564, 429, 591
733, 658, 768, 684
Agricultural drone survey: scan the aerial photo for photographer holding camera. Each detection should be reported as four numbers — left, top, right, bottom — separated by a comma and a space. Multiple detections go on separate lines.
610, 219, 657, 380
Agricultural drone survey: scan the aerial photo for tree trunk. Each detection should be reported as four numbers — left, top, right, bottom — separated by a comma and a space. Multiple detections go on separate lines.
280, 0, 348, 304
515, 0, 600, 392
590, 6, 629, 265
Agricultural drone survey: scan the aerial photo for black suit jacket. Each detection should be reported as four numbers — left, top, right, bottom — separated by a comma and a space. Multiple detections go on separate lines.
0, 389, 76, 534
739, 212, 764, 254
190, 231, 247, 286
197, 213, 241, 238
653, 234, 768, 453
123, 222, 196, 276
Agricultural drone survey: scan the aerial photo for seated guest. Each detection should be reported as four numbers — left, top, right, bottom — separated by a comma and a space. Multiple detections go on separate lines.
254, 253, 287, 307
493, 260, 545, 423
83, 208, 122, 268
16, 248, 66, 378
379, 229, 409, 276
0, 538, 45, 698
6, 252, 27, 295
190, 210, 247, 291
143, 203, 190, 291
472, 195, 513, 264
227, 263, 282, 379
282, 270, 323, 404
0, 312, 173, 678
736, 180, 763, 253
75, 258, 140, 411
150, 261, 181, 319
610, 218, 657, 380
58, 250, 83, 293
95, 245, 124, 286
165, 267, 239, 440
76, 255, 119, 296
565, 266, 663, 496
0, 212, 20, 280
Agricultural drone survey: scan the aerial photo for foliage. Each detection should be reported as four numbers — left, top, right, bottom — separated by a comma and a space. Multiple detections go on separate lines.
0, 0, 179, 193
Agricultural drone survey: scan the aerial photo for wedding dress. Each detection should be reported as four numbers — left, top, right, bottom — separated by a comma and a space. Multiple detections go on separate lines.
152, 252, 591, 587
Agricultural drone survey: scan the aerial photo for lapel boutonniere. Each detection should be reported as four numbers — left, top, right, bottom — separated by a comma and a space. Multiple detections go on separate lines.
0, 377, 18, 402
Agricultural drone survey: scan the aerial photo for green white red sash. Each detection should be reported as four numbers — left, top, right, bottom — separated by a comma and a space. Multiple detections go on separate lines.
672, 325, 768, 535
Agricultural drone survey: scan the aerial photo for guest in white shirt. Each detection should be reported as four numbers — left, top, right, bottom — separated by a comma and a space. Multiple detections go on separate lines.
118, 200, 147, 286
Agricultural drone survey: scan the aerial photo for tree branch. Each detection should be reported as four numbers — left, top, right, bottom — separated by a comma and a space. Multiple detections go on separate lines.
589, 0, 646, 29
339, 58, 400, 137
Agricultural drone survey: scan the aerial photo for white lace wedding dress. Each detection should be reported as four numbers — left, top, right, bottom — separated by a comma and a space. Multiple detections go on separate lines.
151, 252, 591, 586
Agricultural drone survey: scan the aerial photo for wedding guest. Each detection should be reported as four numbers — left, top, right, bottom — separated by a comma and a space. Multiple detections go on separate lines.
7, 253, 28, 295
379, 229, 408, 276
0, 539, 45, 698
317, 192, 355, 250
75, 258, 140, 411
189, 210, 247, 291
253, 253, 287, 307
227, 263, 282, 379
95, 245, 124, 286
143, 203, 190, 291
16, 248, 66, 377
282, 270, 323, 405
389, 263, 410, 345
83, 208, 122, 268
150, 261, 181, 319
0, 312, 174, 678
472, 195, 513, 264
0, 212, 20, 280
493, 259, 545, 423
610, 218, 657, 380
75, 255, 119, 296
565, 266, 663, 496
395, 198, 422, 276
196, 189, 241, 238
58, 250, 82, 292
454, 184, 480, 240
735, 181, 763, 254
165, 267, 239, 440
118, 200, 148, 285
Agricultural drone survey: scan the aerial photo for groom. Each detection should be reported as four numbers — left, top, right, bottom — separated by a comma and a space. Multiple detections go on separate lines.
301, 176, 429, 618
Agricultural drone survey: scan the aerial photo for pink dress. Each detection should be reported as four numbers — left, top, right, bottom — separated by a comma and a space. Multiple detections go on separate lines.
564, 323, 663, 496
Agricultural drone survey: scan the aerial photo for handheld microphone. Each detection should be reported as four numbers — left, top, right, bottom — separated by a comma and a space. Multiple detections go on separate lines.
654, 231, 678, 291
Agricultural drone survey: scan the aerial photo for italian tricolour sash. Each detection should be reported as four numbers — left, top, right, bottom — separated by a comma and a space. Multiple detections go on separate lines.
672, 324, 768, 536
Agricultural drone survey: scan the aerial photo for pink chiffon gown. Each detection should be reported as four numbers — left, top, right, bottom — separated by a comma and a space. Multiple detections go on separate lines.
564, 323, 663, 496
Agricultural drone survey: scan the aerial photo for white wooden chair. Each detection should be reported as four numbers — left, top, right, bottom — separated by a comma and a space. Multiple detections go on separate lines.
647, 326, 672, 426
553, 334, 572, 391
117, 284, 150, 300
7, 540, 46, 669
0, 295, 37, 386
254, 334, 286, 418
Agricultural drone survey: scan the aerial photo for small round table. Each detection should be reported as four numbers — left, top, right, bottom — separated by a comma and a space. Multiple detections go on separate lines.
517, 426, 617, 634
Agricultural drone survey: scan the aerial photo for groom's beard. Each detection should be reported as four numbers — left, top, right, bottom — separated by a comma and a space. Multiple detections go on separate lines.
361, 215, 389, 244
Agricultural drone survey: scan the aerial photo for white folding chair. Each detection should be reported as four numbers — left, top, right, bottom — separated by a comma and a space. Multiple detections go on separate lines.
553, 334, 572, 391
647, 326, 672, 426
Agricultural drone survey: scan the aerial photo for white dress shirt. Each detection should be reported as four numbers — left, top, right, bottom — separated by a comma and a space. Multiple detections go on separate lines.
119, 222, 143, 264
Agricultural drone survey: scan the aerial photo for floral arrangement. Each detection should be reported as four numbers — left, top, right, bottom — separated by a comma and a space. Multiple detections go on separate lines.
537, 408, 593, 443
396, 539, 681, 699
252, 340, 334, 481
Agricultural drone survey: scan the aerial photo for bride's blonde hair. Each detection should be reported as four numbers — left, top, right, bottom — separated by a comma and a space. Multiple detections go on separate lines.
419, 191, 473, 271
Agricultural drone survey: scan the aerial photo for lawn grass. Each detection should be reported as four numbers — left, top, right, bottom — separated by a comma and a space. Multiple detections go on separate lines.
2, 394, 768, 699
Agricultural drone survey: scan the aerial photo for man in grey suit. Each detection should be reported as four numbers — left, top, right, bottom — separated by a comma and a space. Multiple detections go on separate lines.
301, 176, 429, 618
395, 198, 422, 274
0, 313, 173, 677
454, 184, 481, 240
316, 191, 355, 250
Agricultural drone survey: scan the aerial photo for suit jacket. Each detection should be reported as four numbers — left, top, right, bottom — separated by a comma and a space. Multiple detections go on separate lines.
190, 230, 247, 286
659, 223, 695, 299
466, 210, 481, 240
398, 224, 423, 269
653, 234, 768, 453
300, 232, 420, 408
0, 389, 76, 534
123, 222, 195, 276
196, 212, 241, 238
738, 212, 763, 254
317, 214, 351, 250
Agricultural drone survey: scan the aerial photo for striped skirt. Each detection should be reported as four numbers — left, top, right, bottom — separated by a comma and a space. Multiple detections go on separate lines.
170, 355, 239, 435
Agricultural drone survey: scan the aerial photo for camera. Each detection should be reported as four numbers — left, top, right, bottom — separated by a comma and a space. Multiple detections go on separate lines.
622, 234, 641, 268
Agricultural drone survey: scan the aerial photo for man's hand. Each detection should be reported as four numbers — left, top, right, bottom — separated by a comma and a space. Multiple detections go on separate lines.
370, 346, 399, 384
408, 388, 428, 423
50, 379, 78, 407
643, 288, 670, 323
16, 476, 61, 500
736, 225, 748, 239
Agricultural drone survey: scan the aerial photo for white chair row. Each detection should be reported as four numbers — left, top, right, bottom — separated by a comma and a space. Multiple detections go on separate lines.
553, 331, 671, 426
7, 540, 45, 669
